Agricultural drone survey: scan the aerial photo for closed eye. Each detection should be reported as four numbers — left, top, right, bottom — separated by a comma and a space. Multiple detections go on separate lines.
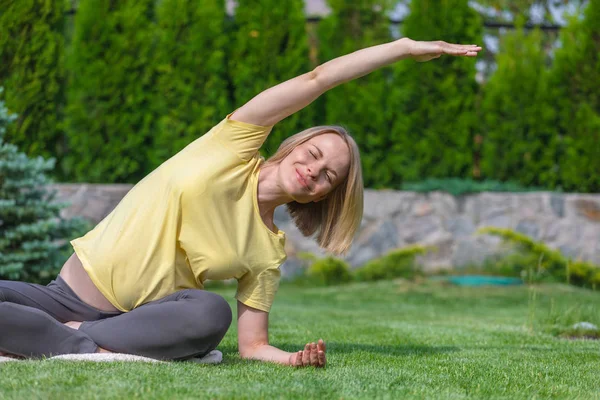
310, 148, 332, 183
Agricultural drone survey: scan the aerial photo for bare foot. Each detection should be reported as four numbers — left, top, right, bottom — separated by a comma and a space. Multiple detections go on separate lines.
63, 321, 112, 354
64, 321, 82, 330
96, 347, 112, 354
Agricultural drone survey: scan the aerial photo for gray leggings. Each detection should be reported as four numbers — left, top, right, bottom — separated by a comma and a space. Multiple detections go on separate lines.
0, 275, 232, 361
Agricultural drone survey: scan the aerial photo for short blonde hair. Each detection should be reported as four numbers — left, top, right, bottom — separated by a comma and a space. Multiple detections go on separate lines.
262, 125, 363, 256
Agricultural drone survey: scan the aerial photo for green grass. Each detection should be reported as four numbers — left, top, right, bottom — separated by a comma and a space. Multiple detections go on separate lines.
1, 280, 599, 399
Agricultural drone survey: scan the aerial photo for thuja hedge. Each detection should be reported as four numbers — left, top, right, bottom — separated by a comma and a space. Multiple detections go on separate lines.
229, 0, 316, 157
547, 0, 600, 193
0, 0, 599, 192
480, 19, 557, 189
387, 0, 483, 186
317, 0, 395, 189
64, 0, 160, 183
0, 0, 67, 162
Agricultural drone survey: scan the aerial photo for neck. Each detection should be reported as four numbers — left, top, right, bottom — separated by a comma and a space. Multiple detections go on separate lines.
256, 163, 293, 219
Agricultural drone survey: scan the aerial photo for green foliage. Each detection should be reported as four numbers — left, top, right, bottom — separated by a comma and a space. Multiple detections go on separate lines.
477, 227, 600, 288
317, 1, 395, 188
354, 245, 429, 282
306, 256, 352, 286
0, 0, 68, 163
0, 89, 89, 283
64, 0, 160, 183
229, 0, 315, 157
387, 0, 482, 185
150, 0, 230, 170
0, 0, 599, 195
480, 19, 558, 188
401, 177, 549, 195
548, 1, 600, 192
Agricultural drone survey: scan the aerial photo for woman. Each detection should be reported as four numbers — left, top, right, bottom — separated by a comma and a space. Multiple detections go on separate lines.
0, 38, 481, 367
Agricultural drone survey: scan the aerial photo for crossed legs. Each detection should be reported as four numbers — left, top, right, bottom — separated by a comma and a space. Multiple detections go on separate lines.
0, 278, 232, 361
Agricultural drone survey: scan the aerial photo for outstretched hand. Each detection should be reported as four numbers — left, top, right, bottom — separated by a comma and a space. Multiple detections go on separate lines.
406, 39, 482, 62
289, 339, 326, 368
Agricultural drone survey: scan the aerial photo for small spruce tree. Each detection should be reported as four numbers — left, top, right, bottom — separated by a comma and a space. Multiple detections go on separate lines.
0, 88, 88, 283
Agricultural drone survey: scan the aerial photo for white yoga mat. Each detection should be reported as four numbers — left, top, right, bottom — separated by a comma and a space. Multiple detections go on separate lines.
0, 350, 222, 364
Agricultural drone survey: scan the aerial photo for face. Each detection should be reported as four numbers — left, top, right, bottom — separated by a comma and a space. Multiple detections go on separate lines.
279, 133, 351, 204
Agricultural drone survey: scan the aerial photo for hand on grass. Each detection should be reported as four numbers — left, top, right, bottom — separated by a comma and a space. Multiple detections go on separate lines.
289, 339, 326, 368
406, 39, 482, 62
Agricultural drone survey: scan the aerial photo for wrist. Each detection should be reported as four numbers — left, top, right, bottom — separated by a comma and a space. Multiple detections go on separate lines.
395, 37, 415, 60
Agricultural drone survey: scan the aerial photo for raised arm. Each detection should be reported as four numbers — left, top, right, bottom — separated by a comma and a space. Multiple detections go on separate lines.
230, 38, 482, 127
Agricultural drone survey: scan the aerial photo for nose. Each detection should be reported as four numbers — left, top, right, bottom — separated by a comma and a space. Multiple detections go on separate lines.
306, 166, 317, 180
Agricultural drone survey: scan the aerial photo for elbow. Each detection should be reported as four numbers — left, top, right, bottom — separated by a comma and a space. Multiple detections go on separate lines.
308, 67, 320, 81
310, 66, 332, 91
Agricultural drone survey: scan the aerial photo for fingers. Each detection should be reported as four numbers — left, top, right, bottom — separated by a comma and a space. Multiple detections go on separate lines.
302, 343, 311, 366
310, 343, 318, 365
445, 43, 482, 57
318, 338, 326, 353
295, 351, 303, 367
296, 340, 326, 368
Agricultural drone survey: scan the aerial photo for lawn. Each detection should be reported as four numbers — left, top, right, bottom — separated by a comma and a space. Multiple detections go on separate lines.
1, 279, 599, 399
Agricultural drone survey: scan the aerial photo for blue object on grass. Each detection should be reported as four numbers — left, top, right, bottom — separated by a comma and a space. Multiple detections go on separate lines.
447, 275, 523, 286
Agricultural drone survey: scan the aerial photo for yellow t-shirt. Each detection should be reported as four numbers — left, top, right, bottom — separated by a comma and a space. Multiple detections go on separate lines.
70, 112, 287, 313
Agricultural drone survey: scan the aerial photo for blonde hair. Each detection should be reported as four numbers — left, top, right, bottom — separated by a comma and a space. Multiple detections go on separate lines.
262, 125, 363, 257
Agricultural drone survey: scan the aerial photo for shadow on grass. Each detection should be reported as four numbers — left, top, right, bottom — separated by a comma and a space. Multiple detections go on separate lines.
217, 342, 459, 360
326, 342, 460, 356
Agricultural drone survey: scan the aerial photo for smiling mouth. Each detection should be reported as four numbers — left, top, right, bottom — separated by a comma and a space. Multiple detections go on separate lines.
296, 169, 309, 190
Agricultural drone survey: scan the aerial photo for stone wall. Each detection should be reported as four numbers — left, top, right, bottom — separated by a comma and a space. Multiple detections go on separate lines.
50, 184, 600, 278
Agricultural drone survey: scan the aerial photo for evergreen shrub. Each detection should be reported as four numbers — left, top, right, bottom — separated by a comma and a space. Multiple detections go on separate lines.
0, 88, 89, 283
0, 0, 67, 163
401, 178, 549, 196
316, 0, 395, 189
151, 0, 230, 170
354, 245, 429, 282
480, 19, 557, 188
478, 227, 600, 289
306, 256, 352, 286
65, 0, 159, 183
548, 0, 600, 193
388, 0, 482, 185
229, 0, 315, 158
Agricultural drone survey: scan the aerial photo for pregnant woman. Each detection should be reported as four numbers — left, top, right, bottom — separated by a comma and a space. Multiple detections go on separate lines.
0, 38, 481, 367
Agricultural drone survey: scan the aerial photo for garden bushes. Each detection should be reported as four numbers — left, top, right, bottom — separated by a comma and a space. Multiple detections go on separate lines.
547, 0, 600, 193
316, 0, 395, 189
480, 19, 557, 189
478, 227, 600, 289
151, 0, 230, 170
387, 0, 482, 185
229, 0, 316, 158
354, 245, 428, 282
0, 0, 599, 193
297, 244, 428, 286
65, 0, 159, 183
0, 0, 67, 163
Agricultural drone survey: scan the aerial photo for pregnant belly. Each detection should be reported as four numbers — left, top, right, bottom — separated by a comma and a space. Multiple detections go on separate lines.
59, 253, 121, 313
